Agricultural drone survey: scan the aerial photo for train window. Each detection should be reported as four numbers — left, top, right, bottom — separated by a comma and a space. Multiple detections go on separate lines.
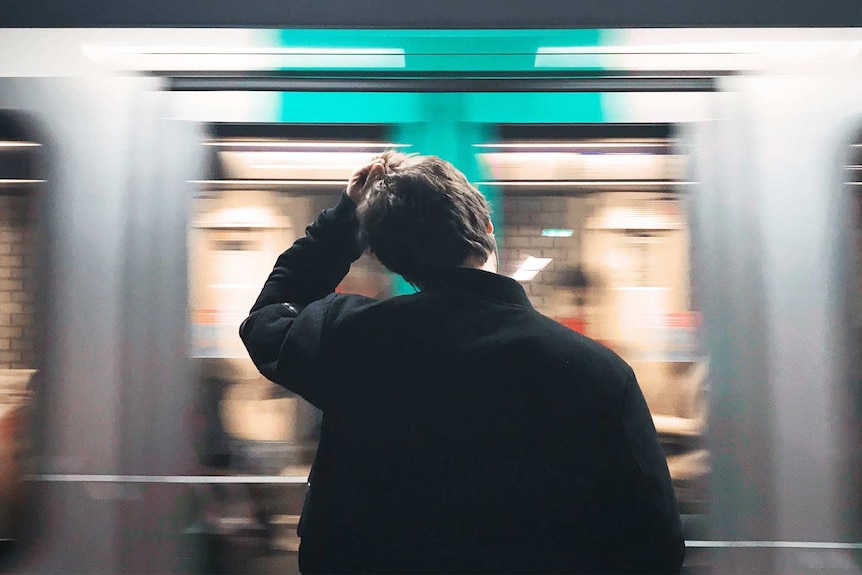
477, 125, 708, 515
188, 124, 403, 570
0, 112, 43, 557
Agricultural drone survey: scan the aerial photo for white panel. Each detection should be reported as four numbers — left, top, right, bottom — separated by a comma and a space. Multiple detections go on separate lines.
169, 91, 281, 123
0, 29, 269, 76
603, 92, 713, 123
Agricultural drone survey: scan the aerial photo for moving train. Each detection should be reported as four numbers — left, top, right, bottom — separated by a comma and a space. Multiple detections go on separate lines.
0, 27, 860, 574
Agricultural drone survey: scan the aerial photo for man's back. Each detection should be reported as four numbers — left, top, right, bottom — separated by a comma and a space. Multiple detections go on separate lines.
240, 155, 684, 574
291, 268, 684, 574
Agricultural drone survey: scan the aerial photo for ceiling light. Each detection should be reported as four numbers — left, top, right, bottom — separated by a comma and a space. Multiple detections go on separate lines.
206, 141, 409, 149
473, 142, 671, 149
542, 229, 574, 237
250, 164, 360, 170
510, 255, 553, 282
477, 180, 695, 186
191, 179, 347, 185
82, 45, 406, 71
520, 256, 553, 271
511, 269, 540, 282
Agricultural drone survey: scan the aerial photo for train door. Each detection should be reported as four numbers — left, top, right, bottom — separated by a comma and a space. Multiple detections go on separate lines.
0, 74, 177, 574
0, 112, 43, 564
166, 83, 716, 574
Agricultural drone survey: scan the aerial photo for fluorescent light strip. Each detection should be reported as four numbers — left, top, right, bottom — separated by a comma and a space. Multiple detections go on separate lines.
474, 142, 671, 149
30, 473, 308, 484
511, 269, 540, 282
83, 45, 407, 71
520, 256, 553, 271
107, 47, 404, 56
537, 46, 732, 55
537, 41, 862, 56
542, 229, 574, 237
511, 256, 554, 282
250, 164, 359, 170
192, 179, 346, 185
0, 141, 40, 148
207, 141, 409, 149
685, 540, 862, 550
0, 179, 45, 184
478, 181, 695, 186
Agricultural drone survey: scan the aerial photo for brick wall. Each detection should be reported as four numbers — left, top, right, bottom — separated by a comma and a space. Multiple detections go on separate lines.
0, 193, 36, 369
501, 195, 594, 317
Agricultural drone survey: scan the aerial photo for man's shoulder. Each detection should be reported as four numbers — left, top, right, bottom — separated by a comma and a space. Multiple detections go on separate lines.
533, 310, 625, 357
321, 291, 382, 317
323, 291, 422, 323
527, 312, 636, 390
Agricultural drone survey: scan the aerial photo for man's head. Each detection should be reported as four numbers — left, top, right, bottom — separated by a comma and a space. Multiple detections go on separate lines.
354, 151, 496, 288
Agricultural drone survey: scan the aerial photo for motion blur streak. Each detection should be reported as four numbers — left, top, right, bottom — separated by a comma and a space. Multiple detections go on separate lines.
0, 28, 860, 575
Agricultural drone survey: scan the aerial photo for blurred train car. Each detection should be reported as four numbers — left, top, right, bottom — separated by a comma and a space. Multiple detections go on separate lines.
0, 26, 860, 574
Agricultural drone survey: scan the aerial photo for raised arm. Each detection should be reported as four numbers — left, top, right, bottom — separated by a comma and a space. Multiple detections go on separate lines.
250, 158, 384, 310
249, 192, 363, 313
239, 159, 385, 405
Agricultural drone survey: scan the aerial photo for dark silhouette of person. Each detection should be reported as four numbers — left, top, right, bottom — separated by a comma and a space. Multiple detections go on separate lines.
240, 152, 685, 574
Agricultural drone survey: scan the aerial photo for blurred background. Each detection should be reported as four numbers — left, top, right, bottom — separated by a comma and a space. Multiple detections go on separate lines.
0, 18, 860, 575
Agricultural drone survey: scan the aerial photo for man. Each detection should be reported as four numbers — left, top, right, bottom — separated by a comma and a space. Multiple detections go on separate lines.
240, 152, 685, 574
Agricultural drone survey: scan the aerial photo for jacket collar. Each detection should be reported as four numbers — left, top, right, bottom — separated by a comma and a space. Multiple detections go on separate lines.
424, 267, 533, 308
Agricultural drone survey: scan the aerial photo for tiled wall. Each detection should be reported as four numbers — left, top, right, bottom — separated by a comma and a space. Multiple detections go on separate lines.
501, 195, 594, 316
0, 193, 36, 369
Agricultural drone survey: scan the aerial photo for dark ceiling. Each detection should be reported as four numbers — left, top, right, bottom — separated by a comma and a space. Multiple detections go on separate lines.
0, 0, 860, 28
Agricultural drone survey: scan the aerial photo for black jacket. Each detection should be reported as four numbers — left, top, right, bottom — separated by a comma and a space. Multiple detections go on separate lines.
240, 194, 685, 574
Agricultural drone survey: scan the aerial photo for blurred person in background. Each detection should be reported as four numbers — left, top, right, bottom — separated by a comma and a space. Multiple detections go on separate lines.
552, 264, 593, 335
239, 152, 684, 574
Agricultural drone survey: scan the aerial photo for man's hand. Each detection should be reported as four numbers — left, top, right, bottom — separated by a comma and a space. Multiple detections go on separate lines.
346, 158, 386, 206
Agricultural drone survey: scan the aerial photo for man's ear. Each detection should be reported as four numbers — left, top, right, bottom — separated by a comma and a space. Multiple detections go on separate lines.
487, 220, 494, 234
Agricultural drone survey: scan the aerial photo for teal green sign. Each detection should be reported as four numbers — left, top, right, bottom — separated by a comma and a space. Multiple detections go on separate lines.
272, 29, 614, 294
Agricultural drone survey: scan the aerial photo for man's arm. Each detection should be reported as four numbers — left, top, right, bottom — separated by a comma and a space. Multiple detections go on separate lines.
239, 159, 385, 407
249, 192, 363, 313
